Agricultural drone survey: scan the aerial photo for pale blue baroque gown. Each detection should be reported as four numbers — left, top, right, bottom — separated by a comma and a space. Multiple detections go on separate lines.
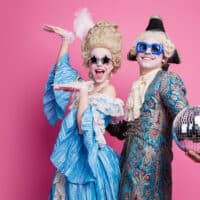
43, 54, 124, 200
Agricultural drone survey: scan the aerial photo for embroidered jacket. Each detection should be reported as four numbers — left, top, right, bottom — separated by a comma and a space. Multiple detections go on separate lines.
107, 70, 188, 200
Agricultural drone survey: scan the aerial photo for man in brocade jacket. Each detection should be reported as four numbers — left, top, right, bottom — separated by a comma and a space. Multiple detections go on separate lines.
107, 16, 188, 200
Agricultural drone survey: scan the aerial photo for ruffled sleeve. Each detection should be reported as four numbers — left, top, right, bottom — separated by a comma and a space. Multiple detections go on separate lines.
81, 106, 99, 179
43, 53, 80, 125
50, 108, 96, 184
50, 95, 123, 184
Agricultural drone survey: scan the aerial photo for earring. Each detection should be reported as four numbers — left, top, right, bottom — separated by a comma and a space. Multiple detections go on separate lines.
88, 71, 93, 79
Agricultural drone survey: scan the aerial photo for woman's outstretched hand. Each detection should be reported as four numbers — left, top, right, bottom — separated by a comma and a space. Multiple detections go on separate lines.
53, 82, 89, 93
43, 24, 74, 43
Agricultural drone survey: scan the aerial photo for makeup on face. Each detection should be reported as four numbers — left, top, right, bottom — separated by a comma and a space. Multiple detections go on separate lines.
88, 48, 113, 83
136, 37, 164, 70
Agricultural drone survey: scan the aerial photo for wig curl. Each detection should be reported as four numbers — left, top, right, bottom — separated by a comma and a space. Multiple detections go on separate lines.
81, 20, 122, 72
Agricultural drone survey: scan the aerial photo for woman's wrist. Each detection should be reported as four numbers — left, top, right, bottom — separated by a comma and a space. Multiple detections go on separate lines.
62, 37, 70, 45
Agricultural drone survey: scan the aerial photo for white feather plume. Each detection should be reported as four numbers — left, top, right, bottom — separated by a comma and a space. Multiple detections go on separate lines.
73, 8, 94, 40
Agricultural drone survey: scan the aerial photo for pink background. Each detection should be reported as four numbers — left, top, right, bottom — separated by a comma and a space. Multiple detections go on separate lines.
1, 0, 200, 199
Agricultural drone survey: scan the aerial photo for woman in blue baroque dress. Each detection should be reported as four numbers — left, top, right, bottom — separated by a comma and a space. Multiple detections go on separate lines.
43, 21, 123, 200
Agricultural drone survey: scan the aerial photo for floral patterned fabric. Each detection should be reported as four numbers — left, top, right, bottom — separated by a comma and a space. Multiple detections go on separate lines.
119, 70, 188, 200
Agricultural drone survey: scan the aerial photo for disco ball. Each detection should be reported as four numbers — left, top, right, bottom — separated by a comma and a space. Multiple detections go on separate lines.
172, 105, 200, 153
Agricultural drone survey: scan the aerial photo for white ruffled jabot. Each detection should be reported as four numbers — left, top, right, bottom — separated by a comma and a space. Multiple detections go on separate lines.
125, 68, 161, 121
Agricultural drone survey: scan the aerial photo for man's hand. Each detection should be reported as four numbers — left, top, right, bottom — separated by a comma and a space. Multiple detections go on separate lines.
186, 150, 200, 163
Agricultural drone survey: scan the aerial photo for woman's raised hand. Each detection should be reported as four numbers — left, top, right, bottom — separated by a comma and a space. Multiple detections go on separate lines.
43, 24, 74, 43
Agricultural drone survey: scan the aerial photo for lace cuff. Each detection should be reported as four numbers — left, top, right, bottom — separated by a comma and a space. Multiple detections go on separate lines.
89, 93, 124, 117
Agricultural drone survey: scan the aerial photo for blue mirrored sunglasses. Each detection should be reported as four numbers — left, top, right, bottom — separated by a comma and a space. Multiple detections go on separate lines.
136, 42, 163, 55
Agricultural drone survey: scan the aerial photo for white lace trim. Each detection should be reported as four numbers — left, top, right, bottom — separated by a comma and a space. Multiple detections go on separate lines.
89, 93, 124, 116
125, 68, 161, 121
53, 171, 66, 200
92, 107, 106, 147
70, 92, 124, 147
89, 93, 124, 147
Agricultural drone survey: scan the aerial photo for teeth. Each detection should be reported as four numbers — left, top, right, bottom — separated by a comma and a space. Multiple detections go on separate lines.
95, 69, 105, 73
143, 59, 152, 61
143, 57, 152, 60
96, 71, 104, 74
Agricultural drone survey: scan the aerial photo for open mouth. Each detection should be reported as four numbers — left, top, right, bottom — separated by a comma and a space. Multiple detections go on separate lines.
95, 69, 105, 79
95, 69, 105, 74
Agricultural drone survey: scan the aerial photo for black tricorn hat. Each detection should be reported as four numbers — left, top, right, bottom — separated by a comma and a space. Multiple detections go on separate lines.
127, 16, 181, 65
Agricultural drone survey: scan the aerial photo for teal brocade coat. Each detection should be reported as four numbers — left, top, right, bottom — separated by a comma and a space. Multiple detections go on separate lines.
108, 70, 188, 200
